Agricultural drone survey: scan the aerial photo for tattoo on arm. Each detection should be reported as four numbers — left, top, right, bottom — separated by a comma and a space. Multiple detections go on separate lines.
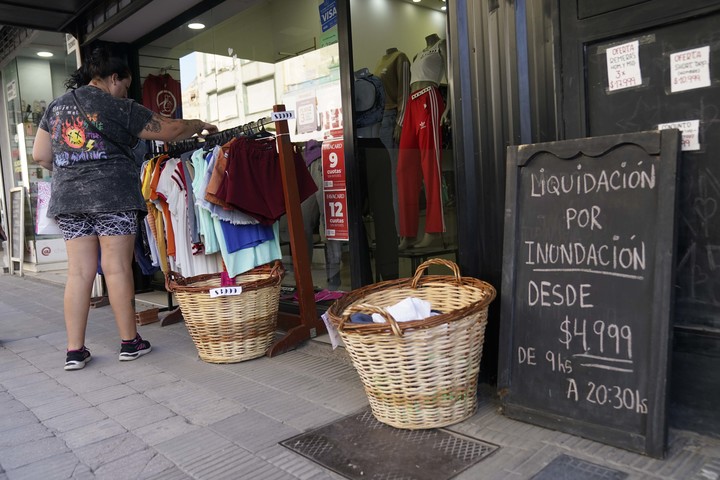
144, 115, 162, 133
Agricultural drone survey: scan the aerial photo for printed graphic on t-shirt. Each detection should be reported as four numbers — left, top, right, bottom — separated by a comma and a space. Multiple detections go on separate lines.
143, 74, 182, 118
156, 90, 178, 117
51, 110, 109, 166
61, 118, 86, 149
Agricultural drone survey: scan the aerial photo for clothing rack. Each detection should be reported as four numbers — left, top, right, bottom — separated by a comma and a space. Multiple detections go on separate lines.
160, 107, 323, 354
156, 117, 274, 326
146, 121, 266, 326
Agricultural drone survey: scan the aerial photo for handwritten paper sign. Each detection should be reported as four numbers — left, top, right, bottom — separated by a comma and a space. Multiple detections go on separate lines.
670, 46, 711, 93
606, 40, 642, 91
658, 119, 700, 151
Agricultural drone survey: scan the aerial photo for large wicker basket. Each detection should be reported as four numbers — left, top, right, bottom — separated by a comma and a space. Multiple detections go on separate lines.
165, 262, 284, 363
326, 258, 496, 429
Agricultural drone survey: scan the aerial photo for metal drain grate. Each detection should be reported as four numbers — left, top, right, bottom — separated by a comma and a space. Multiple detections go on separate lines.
281, 409, 498, 480
531, 454, 628, 480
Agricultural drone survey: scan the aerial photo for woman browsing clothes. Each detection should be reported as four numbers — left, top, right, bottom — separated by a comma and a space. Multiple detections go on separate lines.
32, 46, 218, 371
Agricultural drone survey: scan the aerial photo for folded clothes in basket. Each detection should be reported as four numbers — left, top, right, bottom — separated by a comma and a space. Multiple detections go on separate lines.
350, 313, 374, 324
346, 297, 442, 324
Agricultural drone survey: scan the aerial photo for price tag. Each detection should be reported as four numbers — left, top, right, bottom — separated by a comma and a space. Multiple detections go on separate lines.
209, 286, 243, 298
271, 111, 295, 121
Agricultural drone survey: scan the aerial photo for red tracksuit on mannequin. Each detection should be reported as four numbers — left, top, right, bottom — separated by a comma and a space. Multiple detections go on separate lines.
396, 34, 448, 247
397, 85, 445, 238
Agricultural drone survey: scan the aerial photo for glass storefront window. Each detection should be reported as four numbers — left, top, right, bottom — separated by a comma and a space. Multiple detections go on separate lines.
135, 0, 454, 297
349, 0, 456, 280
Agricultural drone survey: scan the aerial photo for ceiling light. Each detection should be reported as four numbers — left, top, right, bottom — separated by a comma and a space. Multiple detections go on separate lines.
188, 23, 205, 30
441, 5, 447, 10
413, 0, 421, 3
37, 51, 53, 57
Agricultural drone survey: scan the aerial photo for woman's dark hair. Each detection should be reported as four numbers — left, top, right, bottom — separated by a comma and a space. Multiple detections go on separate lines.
65, 45, 131, 90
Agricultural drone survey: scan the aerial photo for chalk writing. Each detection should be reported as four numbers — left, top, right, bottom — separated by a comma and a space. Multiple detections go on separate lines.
501, 130, 680, 456
530, 163, 655, 197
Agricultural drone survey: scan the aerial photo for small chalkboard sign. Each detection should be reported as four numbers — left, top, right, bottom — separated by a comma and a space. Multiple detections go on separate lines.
499, 130, 680, 458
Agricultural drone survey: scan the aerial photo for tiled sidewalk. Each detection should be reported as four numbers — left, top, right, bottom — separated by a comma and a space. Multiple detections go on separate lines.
1, 273, 719, 479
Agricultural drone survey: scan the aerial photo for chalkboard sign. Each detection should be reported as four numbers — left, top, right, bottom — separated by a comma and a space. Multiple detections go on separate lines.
499, 130, 680, 458
9, 187, 25, 263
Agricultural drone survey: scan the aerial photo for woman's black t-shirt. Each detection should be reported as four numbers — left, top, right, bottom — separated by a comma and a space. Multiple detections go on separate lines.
39, 85, 154, 216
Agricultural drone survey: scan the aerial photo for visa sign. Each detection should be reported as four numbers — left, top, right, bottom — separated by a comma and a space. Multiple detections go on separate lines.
319, 0, 338, 32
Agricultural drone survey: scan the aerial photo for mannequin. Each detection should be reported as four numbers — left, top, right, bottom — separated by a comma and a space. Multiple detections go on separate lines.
373, 47, 410, 233
300, 140, 343, 289
354, 68, 399, 281
354, 68, 383, 138
396, 33, 449, 250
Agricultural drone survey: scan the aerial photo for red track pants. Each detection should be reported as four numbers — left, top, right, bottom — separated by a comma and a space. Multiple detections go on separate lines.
397, 86, 445, 237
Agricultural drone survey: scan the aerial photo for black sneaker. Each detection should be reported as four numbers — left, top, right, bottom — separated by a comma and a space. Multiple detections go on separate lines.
119, 334, 152, 361
65, 347, 91, 371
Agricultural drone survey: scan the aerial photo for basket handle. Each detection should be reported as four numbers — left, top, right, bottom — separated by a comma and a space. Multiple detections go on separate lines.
338, 304, 404, 337
165, 271, 186, 293
411, 258, 462, 288
269, 261, 285, 285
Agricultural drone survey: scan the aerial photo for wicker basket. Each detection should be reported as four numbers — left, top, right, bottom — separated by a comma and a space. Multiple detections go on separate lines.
165, 262, 284, 363
326, 258, 496, 429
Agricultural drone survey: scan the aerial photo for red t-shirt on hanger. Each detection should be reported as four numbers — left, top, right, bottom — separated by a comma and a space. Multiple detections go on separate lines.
142, 73, 182, 118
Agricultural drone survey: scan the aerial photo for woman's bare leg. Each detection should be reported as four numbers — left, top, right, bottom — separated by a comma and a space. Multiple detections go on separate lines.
99, 234, 137, 341
64, 236, 100, 351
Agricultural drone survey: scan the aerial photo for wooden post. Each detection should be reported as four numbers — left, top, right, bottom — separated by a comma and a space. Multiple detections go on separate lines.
266, 105, 323, 356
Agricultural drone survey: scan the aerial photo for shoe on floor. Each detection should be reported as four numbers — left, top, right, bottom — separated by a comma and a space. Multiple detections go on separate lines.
119, 334, 152, 361
65, 347, 91, 371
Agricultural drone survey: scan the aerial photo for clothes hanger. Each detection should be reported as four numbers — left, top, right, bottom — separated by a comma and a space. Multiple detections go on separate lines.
251, 119, 274, 139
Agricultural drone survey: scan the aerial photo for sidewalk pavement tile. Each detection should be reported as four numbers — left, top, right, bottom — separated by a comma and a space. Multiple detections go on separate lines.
132, 415, 201, 446
97, 393, 158, 417
0, 436, 69, 470
142, 466, 194, 479
91, 448, 175, 480
80, 383, 136, 406
58, 418, 127, 449
43, 406, 108, 433
0, 398, 28, 414
32, 395, 93, 422
210, 409, 303, 453
257, 444, 341, 480
55, 370, 122, 394
0, 410, 39, 433
0, 423, 54, 448
0, 371, 50, 390
162, 394, 240, 426
4, 452, 81, 480
125, 371, 180, 393
72, 432, 147, 470
113, 403, 176, 430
